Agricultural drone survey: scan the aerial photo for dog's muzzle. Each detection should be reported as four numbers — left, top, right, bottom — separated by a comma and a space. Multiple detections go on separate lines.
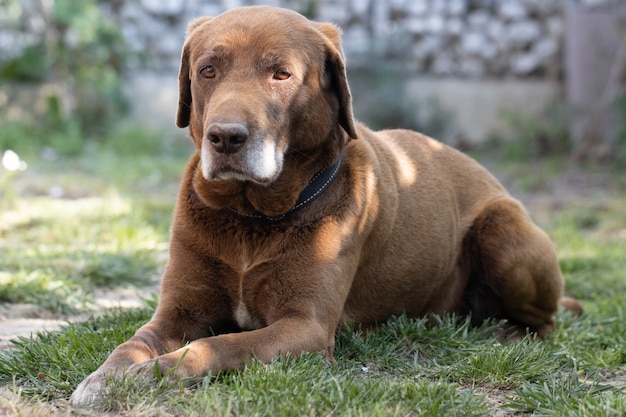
200, 122, 284, 184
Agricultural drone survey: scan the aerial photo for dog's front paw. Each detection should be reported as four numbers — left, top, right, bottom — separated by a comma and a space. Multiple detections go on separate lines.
128, 354, 184, 380
70, 370, 112, 408
128, 349, 203, 386
127, 358, 163, 379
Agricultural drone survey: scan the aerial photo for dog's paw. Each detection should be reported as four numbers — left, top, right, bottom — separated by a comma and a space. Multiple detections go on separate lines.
127, 358, 163, 379
128, 350, 204, 387
70, 371, 110, 408
128, 355, 183, 381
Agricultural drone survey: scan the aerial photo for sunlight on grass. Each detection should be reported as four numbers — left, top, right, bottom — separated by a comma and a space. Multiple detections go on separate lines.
2, 193, 166, 247
0, 186, 170, 313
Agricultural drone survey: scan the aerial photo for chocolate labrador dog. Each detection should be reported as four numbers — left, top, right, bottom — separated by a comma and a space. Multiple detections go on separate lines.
71, 6, 581, 406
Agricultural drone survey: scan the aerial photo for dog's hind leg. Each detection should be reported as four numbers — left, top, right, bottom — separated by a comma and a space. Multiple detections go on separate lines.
463, 198, 579, 338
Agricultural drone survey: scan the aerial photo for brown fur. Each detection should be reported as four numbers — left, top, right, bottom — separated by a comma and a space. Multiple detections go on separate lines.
71, 6, 581, 407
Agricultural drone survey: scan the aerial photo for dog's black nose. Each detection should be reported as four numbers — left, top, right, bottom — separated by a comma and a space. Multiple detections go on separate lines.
207, 122, 249, 154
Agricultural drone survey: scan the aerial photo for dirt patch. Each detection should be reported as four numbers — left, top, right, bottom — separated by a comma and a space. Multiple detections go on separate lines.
472, 386, 522, 417
0, 285, 159, 350
0, 387, 68, 417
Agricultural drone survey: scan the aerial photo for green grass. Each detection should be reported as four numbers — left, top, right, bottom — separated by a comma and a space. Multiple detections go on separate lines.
1, 310, 624, 415
0, 194, 168, 313
1, 124, 187, 313
1, 131, 625, 415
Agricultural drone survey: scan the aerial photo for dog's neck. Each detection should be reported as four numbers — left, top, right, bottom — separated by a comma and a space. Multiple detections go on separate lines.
226, 153, 343, 222
191, 151, 344, 222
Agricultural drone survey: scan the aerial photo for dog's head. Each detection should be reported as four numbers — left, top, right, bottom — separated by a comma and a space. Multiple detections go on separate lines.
177, 6, 358, 187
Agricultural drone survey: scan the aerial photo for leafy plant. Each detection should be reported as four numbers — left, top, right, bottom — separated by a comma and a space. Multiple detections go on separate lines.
495, 104, 571, 160
0, 0, 130, 139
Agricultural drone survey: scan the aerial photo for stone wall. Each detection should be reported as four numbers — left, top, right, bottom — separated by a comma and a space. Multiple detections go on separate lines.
1, 0, 621, 144
94, 0, 617, 78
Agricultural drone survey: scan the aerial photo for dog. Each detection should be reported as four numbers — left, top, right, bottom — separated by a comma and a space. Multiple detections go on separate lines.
71, 6, 581, 407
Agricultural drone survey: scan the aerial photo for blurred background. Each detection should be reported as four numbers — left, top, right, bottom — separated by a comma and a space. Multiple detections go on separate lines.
1, 0, 625, 160
1, 0, 626, 329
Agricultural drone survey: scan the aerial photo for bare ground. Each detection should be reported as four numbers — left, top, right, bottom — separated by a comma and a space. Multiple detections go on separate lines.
0, 285, 160, 350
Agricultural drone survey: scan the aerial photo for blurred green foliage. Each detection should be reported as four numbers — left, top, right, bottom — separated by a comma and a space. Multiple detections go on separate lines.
496, 104, 572, 161
0, 0, 129, 139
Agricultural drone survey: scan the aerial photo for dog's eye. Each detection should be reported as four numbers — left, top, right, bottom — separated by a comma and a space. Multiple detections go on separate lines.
200, 66, 216, 79
273, 70, 291, 81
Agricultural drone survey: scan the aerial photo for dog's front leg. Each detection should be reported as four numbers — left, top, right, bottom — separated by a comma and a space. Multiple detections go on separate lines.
70, 318, 194, 407
129, 316, 333, 380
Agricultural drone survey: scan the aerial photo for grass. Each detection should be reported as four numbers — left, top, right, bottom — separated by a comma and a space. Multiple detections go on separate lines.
0, 124, 625, 415
1, 123, 186, 313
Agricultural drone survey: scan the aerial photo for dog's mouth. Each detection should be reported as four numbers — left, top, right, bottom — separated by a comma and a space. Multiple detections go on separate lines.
200, 137, 284, 185
210, 164, 273, 184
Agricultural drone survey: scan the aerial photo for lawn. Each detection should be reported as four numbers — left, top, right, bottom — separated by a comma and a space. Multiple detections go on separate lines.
0, 126, 625, 416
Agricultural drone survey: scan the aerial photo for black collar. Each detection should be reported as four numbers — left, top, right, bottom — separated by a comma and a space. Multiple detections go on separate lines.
226, 153, 344, 222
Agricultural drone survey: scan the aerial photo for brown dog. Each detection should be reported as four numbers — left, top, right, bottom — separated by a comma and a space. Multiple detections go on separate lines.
71, 6, 581, 406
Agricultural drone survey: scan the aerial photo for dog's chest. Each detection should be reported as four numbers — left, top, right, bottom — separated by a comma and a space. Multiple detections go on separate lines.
223, 229, 288, 331
234, 299, 263, 330
232, 256, 266, 331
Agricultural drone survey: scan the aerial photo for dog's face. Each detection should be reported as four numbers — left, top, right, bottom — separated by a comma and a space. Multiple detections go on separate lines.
176, 6, 357, 185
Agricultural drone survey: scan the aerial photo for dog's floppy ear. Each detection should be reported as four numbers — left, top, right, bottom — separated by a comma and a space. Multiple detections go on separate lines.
176, 17, 212, 128
176, 45, 192, 128
313, 22, 358, 140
